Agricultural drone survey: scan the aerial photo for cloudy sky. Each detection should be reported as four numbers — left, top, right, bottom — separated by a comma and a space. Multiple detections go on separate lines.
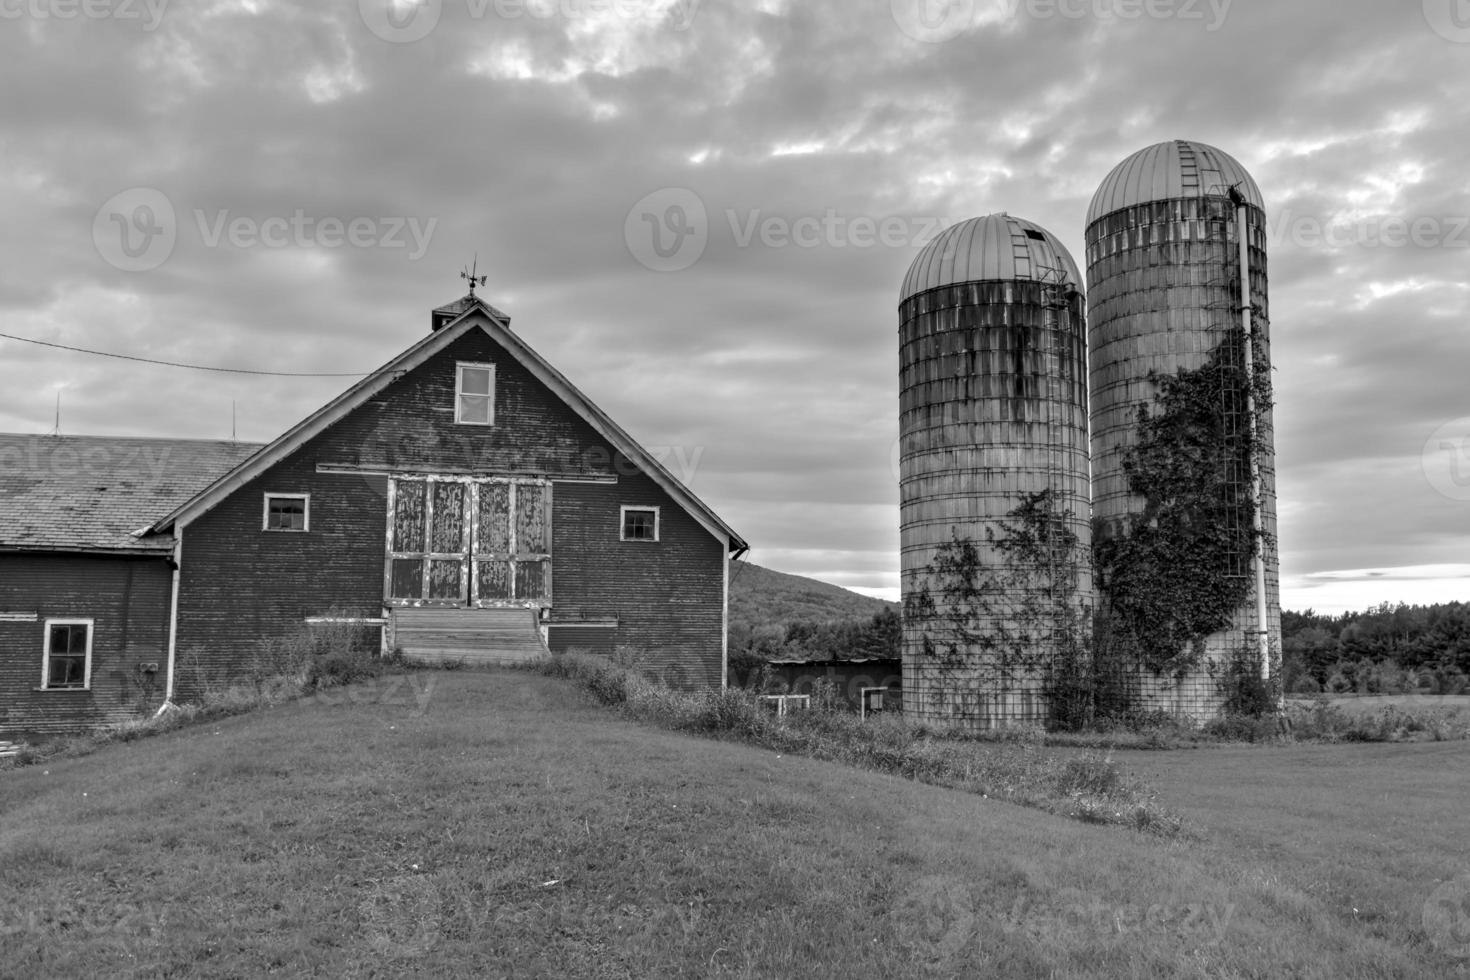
1, 0, 1467, 614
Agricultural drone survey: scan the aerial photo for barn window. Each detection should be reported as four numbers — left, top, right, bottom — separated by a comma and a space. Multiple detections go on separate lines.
42, 619, 92, 690
263, 493, 310, 532
620, 506, 660, 542
456, 362, 495, 425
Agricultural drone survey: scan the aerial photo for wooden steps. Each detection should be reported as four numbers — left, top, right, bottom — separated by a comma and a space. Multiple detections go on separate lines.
392, 607, 549, 666
0, 741, 22, 759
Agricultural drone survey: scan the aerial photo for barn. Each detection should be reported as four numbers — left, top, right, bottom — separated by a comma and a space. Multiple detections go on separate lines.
0, 292, 748, 739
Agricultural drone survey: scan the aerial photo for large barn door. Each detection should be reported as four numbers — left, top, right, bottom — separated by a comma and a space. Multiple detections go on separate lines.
387, 477, 549, 608
471, 480, 551, 608
386, 478, 470, 605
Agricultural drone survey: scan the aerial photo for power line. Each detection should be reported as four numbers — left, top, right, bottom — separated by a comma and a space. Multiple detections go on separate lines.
0, 330, 371, 377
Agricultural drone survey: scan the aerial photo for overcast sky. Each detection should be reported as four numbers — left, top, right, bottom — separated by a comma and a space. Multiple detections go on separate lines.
1, 0, 1467, 614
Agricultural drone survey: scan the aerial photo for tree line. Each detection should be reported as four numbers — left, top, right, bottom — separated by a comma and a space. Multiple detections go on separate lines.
1282, 601, 1470, 695
731, 599, 1470, 698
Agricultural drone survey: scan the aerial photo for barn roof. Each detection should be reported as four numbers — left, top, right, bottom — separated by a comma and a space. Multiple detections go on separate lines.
0, 434, 263, 555
153, 295, 749, 554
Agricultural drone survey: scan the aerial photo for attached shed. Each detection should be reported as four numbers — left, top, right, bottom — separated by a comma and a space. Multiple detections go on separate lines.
0, 435, 260, 737
0, 293, 748, 737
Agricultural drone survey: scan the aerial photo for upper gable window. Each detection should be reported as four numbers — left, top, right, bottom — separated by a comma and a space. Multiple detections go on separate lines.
264, 494, 309, 532
456, 362, 495, 426
620, 506, 660, 542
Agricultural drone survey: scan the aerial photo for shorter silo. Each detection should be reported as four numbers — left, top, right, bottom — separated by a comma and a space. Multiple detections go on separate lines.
898, 213, 1093, 729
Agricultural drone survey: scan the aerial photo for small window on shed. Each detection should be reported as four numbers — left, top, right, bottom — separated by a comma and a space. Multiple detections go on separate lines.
264, 493, 309, 532
43, 619, 92, 690
456, 362, 495, 425
620, 506, 660, 542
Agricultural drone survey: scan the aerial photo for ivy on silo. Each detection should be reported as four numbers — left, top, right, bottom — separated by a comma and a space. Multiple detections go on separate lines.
1092, 324, 1273, 676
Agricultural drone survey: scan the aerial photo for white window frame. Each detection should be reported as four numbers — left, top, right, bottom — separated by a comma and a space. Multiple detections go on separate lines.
455, 361, 496, 426
619, 505, 661, 542
263, 493, 310, 532
760, 694, 810, 717
41, 618, 93, 691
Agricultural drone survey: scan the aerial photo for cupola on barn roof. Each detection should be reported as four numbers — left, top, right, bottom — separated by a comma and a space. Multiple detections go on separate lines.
1087, 139, 1264, 226
899, 213, 1082, 303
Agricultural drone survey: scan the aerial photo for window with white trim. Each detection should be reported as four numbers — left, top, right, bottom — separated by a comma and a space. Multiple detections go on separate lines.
43, 619, 92, 690
456, 362, 495, 425
263, 493, 309, 532
620, 506, 660, 542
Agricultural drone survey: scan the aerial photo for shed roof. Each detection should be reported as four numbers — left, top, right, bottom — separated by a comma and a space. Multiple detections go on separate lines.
0, 434, 263, 555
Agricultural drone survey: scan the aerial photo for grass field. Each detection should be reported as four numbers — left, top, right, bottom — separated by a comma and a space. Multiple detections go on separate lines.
2, 670, 1467, 978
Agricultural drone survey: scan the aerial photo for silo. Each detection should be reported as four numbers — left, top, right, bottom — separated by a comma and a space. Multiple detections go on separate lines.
899, 213, 1093, 729
1085, 140, 1282, 720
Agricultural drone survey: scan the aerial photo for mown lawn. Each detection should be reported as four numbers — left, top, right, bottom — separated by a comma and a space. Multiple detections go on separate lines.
1, 670, 1466, 979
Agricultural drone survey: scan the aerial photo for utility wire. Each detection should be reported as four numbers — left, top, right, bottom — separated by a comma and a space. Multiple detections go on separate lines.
0, 330, 370, 377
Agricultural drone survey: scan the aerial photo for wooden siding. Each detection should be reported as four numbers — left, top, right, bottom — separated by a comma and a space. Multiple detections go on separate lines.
175, 326, 726, 696
0, 554, 171, 737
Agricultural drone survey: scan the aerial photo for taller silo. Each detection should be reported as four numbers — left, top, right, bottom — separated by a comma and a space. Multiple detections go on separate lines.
899, 213, 1093, 729
1085, 140, 1282, 720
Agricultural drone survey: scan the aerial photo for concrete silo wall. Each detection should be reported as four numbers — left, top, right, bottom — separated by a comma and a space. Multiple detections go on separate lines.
1085, 196, 1282, 721
899, 279, 1093, 728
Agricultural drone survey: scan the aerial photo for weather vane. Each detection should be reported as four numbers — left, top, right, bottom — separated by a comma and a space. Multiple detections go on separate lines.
461, 254, 488, 297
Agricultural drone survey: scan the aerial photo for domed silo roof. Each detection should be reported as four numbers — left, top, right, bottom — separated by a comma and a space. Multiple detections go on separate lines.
900, 213, 1082, 303
1086, 139, 1264, 226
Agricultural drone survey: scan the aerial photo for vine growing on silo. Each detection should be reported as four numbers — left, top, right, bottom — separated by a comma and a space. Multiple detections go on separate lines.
904, 489, 1093, 726
1092, 324, 1273, 678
